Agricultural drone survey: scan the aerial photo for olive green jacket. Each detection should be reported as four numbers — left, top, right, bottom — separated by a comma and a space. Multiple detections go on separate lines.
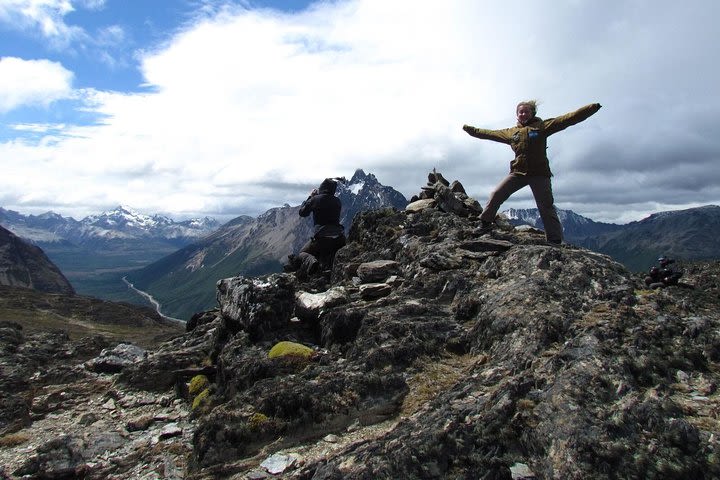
463, 103, 601, 177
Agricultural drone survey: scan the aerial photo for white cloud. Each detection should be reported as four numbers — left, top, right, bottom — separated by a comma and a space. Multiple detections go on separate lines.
0, 0, 85, 47
0, 57, 73, 112
1, 0, 720, 223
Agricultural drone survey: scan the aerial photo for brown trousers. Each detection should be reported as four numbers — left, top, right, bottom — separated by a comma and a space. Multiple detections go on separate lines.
479, 173, 563, 244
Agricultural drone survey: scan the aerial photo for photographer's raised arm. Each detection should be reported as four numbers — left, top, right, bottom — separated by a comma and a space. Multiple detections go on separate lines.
299, 192, 316, 218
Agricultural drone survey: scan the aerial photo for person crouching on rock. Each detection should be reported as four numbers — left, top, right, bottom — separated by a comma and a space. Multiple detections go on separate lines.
297, 177, 346, 278
463, 100, 602, 245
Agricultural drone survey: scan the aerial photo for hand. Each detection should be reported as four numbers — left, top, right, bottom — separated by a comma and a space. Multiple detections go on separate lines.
463, 124, 473, 132
310, 188, 318, 196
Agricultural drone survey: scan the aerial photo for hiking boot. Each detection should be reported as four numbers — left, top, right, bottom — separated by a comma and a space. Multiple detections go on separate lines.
475, 221, 494, 235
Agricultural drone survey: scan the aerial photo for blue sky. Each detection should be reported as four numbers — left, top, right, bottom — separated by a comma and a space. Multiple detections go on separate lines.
1, 0, 719, 223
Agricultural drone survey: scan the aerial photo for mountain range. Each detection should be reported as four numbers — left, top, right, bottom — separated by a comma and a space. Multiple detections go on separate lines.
505, 205, 720, 271
126, 169, 409, 320
0, 205, 219, 247
2, 177, 719, 320
0, 205, 219, 303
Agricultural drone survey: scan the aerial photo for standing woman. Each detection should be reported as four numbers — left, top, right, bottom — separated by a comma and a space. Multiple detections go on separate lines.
463, 101, 601, 244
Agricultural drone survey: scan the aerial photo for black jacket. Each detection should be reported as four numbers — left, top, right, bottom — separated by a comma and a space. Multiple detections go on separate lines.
299, 192, 343, 237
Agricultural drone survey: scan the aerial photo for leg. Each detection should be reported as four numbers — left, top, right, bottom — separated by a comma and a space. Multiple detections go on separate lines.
298, 238, 322, 278
316, 235, 346, 269
300, 237, 322, 257
479, 174, 528, 224
297, 252, 320, 279
528, 176, 563, 244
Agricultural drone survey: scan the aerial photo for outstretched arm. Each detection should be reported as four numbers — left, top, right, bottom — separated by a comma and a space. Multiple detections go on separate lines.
462, 124, 514, 144
544, 103, 602, 136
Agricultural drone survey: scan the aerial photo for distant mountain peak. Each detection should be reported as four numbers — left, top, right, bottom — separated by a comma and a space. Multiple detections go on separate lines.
1, 205, 220, 246
36, 211, 64, 220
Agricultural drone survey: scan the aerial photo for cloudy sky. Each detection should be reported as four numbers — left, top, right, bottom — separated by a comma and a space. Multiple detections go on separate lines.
1, 0, 718, 224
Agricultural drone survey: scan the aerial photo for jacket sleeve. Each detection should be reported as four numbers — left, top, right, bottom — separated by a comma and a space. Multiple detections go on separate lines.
463, 125, 514, 145
543, 103, 601, 136
299, 197, 313, 217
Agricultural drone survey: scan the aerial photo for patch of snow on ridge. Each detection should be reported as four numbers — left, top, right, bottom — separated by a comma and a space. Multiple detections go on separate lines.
349, 182, 364, 195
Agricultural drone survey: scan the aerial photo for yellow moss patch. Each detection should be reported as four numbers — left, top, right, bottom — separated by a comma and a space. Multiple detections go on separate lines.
268, 341, 315, 360
189, 374, 209, 396
192, 388, 211, 411
249, 412, 269, 429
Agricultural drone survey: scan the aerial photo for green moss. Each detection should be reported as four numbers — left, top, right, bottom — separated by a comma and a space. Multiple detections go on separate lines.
191, 388, 211, 411
249, 412, 269, 428
268, 341, 314, 360
188, 374, 209, 396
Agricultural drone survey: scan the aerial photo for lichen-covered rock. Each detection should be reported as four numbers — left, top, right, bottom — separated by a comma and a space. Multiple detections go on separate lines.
217, 274, 296, 342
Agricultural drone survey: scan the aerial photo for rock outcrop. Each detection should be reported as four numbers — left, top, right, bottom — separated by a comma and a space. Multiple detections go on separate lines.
0, 225, 75, 294
2, 182, 720, 479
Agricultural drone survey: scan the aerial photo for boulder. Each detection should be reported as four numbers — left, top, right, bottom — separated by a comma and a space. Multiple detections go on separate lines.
84, 343, 147, 373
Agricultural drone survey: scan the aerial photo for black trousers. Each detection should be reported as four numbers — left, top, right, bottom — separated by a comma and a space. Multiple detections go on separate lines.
299, 234, 346, 273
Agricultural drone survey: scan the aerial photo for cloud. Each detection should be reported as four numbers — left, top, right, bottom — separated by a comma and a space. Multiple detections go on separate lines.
0, 0, 86, 48
0, 57, 74, 112
0, 0, 124, 64
1, 0, 720, 224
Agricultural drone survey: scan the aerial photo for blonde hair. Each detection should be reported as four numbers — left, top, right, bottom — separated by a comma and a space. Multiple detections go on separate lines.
516, 100, 538, 116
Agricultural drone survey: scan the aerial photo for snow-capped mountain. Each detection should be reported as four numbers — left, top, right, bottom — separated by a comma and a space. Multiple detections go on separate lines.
78, 205, 219, 241
0, 205, 219, 245
336, 169, 409, 229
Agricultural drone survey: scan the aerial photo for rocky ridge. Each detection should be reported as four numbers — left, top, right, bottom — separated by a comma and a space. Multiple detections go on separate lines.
2, 176, 720, 479
0, 225, 74, 295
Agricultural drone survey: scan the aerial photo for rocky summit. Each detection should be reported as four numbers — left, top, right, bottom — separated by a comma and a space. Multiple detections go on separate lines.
2, 182, 720, 479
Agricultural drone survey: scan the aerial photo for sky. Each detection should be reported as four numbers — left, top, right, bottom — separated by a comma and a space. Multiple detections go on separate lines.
1, 0, 719, 224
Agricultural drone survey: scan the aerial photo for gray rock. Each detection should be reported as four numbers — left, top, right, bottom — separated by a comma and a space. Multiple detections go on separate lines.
84, 343, 147, 373
356, 260, 401, 283
295, 287, 349, 321
359, 282, 392, 300
405, 198, 436, 212
260, 453, 299, 474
